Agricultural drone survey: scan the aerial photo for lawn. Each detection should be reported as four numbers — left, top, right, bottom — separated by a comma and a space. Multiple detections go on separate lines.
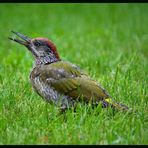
0, 3, 147, 144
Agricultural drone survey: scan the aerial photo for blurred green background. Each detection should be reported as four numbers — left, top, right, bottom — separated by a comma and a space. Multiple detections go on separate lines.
0, 3, 147, 144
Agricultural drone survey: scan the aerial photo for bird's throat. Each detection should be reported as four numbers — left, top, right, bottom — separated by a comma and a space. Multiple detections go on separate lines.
36, 56, 60, 65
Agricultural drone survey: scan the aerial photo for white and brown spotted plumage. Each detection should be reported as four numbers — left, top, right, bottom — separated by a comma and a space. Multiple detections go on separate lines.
30, 61, 110, 110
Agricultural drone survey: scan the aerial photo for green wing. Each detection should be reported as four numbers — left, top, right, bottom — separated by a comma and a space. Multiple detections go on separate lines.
39, 61, 109, 102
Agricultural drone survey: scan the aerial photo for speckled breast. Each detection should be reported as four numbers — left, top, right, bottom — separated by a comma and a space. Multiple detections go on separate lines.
29, 66, 60, 104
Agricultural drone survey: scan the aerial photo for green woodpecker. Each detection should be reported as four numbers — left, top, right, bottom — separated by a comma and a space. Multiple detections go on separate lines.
9, 31, 129, 112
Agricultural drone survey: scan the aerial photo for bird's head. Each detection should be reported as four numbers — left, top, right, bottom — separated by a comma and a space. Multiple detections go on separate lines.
9, 31, 61, 65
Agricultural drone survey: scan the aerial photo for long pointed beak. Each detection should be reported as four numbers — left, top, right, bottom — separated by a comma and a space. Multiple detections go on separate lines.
9, 31, 31, 46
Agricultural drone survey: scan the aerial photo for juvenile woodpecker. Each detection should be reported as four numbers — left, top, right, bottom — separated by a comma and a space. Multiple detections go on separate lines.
9, 31, 129, 112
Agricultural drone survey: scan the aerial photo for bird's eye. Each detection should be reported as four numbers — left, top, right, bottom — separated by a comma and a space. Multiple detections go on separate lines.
34, 41, 41, 47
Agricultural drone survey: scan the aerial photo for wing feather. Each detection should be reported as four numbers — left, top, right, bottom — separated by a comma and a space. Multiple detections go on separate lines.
38, 61, 109, 102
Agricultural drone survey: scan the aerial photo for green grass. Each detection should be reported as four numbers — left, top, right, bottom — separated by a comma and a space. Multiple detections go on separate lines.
0, 3, 148, 144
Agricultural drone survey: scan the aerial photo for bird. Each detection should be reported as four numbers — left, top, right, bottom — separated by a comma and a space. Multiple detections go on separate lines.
9, 31, 129, 112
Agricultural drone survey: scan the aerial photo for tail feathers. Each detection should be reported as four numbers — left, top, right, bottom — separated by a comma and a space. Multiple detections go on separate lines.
103, 98, 129, 111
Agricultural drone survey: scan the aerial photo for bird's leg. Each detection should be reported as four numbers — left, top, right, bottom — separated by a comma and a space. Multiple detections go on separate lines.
58, 96, 77, 114
59, 104, 68, 113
